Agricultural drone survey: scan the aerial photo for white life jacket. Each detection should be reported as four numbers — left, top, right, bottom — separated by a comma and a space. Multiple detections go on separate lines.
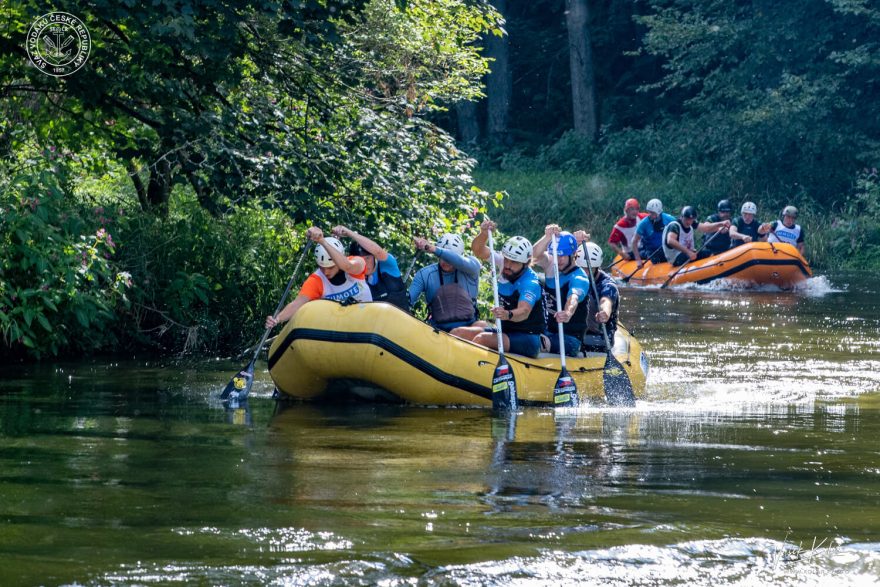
611, 219, 639, 253
314, 270, 372, 303
662, 221, 695, 263
768, 222, 802, 246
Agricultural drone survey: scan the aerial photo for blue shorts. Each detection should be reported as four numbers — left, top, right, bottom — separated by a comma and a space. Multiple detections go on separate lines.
543, 330, 581, 357
484, 328, 540, 358
430, 318, 474, 332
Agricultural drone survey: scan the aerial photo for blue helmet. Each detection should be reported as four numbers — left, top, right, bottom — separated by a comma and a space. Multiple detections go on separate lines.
550, 231, 577, 257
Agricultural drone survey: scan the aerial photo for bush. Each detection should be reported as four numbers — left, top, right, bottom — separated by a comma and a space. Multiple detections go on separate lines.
0, 152, 130, 357
112, 193, 303, 355
819, 169, 880, 269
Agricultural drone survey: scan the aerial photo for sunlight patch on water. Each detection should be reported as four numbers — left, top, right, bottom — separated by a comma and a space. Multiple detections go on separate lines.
431, 538, 880, 587
645, 356, 880, 405
89, 539, 880, 586
173, 526, 354, 552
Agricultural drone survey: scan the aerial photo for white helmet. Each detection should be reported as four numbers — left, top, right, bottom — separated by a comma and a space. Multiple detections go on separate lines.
576, 242, 603, 269
741, 201, 757, 215
646, 198, 663, 214
501, 236, 532, 263
436, 233, 465, 256
314, 237, 345, 267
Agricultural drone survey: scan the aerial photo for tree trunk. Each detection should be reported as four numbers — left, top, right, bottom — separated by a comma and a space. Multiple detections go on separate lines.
485, 0, 511, 145
456, 101, 480, 145
146, 157, 172, 214
566, 0, 598, 140
126, 160, 149, 210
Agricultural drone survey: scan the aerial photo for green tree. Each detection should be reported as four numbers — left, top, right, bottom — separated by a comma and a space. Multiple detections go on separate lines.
1, 0, 500, 225
0, 0, 505, 358
635, 0, 880, 199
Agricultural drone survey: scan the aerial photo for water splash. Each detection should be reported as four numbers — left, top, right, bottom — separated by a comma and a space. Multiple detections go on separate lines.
96, 539, 880, 586
431, 538, 880, 587
665, 275, 842, 296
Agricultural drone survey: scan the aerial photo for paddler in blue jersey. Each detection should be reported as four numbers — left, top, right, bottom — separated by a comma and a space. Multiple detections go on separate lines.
532, 225, 591, 357
451, 220, 546, 358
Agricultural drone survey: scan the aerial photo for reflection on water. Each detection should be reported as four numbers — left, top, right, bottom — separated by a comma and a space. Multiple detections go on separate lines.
1, 271, 880, 585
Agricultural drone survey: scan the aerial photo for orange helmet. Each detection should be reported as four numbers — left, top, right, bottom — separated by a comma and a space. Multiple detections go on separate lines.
624, 198, 640, 212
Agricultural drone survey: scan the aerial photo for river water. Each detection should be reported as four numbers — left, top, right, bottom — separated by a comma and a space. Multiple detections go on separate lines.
2, 272, 880, 586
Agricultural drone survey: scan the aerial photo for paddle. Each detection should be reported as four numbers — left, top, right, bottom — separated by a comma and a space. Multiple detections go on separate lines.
550, 234, 578, 408
219, 241, 314, 402
402, 249, 419, 282
660, 228, 722, 289
766, 226, 779, 254
582, 242, 636, 407
603, 255, 629, 271
621, 246, 661, 283
487, 229, 517, 412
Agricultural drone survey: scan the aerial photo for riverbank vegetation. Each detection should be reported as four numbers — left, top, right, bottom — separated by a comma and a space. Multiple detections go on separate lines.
4, 0, 880, 359
1, 0, 501, 358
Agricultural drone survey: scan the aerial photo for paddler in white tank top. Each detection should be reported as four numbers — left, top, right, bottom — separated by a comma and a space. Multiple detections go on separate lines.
766, 205, 806, 255
265, 227, 372, 329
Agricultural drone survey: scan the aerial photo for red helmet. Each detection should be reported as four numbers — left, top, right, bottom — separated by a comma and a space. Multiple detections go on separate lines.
624, 198, 640, 212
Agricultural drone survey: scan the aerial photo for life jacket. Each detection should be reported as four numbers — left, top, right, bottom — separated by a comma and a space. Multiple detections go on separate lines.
584, 270, 618, 340
768, 222, 802, 246
499, 268, 546, 334
367, 269, 408, 310
429, 268, 477, 324
609, 217, 639, 253
731, 217, 761, 247
314, 269, 372, 303
702, 213, 731, 253
542, 267, 588, 339
662, 220, 695, 264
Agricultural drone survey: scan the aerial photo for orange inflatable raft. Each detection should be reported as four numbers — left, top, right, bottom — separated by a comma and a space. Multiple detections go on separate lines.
610, 242, 812, 289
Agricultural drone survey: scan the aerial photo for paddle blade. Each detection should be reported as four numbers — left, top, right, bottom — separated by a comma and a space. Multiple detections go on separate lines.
491, 356, 518, 411
603, 353, 636, 407
220, 360, 255, 401
552, 367, 579, 408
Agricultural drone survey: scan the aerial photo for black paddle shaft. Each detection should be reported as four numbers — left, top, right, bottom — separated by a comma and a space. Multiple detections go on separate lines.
582, 242, 636, 407
250, 240, 315, 364
660, 227, 724, 288
220, 241, 313, 401
622, 246, 661, 282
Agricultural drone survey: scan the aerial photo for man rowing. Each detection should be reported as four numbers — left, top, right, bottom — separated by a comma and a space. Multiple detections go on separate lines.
662, 206, 709, 266
767, 205, 806, 254
266, 227, 371, 328
332, 225, 408, 310
697, 199, 734, 254
729, 201, 770, 247
451, 221, 546, 358
576, 241, 620, 352
631, 198, 676, 268
408, 232, 482, 331
533, 225, 590, 357
608, 198, 647, 261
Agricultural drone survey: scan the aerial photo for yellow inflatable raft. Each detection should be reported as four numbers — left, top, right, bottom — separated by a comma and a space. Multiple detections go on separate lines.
267, 300, 649, 407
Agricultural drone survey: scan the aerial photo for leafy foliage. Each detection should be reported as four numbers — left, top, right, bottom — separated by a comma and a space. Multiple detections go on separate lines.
0, 1, 504, 358
0, 152, 130, 357
630, 0, 880, 199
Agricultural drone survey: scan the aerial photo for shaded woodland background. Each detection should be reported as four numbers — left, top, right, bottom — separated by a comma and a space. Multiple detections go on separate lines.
2, 0, 880, 358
